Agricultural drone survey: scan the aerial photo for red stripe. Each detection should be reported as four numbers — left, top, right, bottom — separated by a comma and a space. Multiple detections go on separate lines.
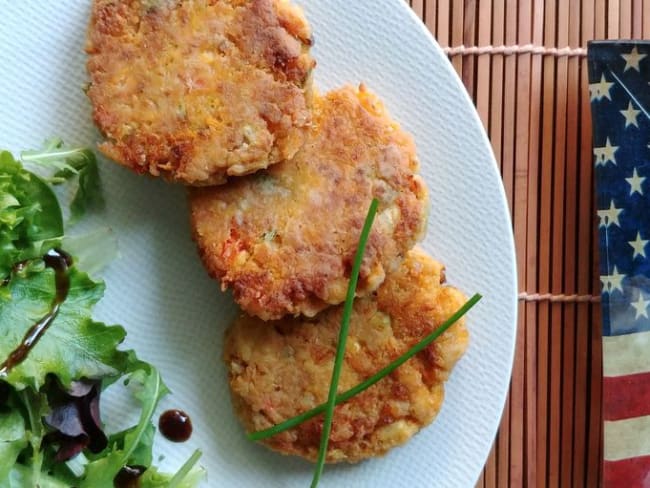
603, 371, 650, 421
604, 456, 650, 487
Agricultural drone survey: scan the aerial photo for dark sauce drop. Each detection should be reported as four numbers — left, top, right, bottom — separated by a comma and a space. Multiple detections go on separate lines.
159, 409, 193, 442
114, 465, 147, 488
0, 249, 72, 376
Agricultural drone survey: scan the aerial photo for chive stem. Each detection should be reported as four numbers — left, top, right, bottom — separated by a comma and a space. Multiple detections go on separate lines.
310, 198, 379, 488
247, 292, 481, 443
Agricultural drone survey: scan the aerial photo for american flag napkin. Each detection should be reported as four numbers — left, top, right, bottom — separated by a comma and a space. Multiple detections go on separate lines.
589, 41, 650, 488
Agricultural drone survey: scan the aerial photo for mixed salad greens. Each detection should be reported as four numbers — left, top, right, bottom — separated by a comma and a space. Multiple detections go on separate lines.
0, 142, 204, 487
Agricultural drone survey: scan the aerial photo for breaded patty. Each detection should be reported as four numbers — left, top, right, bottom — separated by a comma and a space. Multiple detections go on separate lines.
86, 0, 315, 185
224, 248, 469, 463
190, 85, 428, 320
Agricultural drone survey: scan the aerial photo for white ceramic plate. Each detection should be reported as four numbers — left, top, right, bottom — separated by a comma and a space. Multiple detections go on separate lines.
0, 1, 517, 486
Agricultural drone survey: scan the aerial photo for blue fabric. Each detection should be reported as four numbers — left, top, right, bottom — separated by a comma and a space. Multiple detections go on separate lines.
589, 41, 650, 337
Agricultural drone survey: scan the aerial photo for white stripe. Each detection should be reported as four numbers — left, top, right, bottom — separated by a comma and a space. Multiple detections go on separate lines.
605, 415, 650, 461
604, 330, 650, 377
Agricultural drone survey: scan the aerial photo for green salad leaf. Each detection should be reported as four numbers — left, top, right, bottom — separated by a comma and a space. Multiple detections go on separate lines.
62, 228, 119, 278
0, 151, 63, 277
82, 365, 204, 487
22, 138, 103, 223
0, 263, 130, 390
0, 410, 27, 480
0, 144, 204, 487
1, 464, 71, 488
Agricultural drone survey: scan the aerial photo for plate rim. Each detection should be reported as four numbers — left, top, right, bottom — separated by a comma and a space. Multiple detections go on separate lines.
396, 0, 519, 480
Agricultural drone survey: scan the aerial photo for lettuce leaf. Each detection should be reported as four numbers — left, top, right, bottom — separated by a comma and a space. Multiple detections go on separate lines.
0, 465, 71, 488
0, 263, 130, 390
0, 151, 63, 277
75, 364, 204, 487
0, 410, 27, 481
0, 143, 204, 487
21, 138, 103, 223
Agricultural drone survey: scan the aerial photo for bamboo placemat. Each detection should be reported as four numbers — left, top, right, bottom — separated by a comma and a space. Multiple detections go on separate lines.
406, 1, 650, 486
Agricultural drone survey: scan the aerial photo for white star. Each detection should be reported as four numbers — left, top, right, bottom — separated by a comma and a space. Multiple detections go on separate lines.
622, 46, 647, 72
629, 232, 649, 259
626, 167, 646, 195
620, 101, 641, 128
594, 138, 619, 166
589, 74, 614, 101
597, 200, 623, 228
600, 275, 609, 291
632, 294, 650, 319
601, 266, 625, 294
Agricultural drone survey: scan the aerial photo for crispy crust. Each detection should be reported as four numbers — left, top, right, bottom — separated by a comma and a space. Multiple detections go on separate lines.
224, 248, 469, 463
189, 85, 429, 320
86, 0, 315, 185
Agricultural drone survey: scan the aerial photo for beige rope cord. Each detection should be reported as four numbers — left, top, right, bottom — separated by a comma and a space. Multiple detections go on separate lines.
519, 292, 601, 303
443, 44, 588, 57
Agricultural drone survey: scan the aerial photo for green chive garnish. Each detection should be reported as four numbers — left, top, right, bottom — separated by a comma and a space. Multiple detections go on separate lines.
310, 198, 379, 488
245, 199, 481, 488
247, 292, 481, 443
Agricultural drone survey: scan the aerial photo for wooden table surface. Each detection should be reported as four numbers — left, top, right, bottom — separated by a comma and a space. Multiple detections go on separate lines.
404, 1, 650, 486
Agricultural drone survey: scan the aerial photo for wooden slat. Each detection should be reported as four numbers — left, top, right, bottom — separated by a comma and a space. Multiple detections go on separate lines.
620, 0, 632, 37
484, 442, 497, 488
573, 1, 595, 486
424, 0, 438, 37
490, 0, 505, 177
560, 1, 582, 484
510, 0, 531, 485
410, 0, 425, 20
609, 0, 621, 38
632, 0, 643, 37
501, 0, 516, 214
474, 0, 491, 129
461, 0, 477, 96
497, 2, 517, 486
589, 2, 608, 485
437, 0, 450, 47
451, 0, 464, 74
587, 307, 603, 488
525, 0, 544, 485
485, 1, 505, 484
549, 1, 569, 485
537, 1, 557, 486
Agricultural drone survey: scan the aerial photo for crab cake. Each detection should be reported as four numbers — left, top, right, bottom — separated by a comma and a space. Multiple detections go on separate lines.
224, 248, 469, 463
86, 0, 315, 185
190, 85, 428, 320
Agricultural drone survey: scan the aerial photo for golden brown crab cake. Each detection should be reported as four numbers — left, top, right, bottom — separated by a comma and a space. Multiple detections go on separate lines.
86, 0, 315, 185
190, 85, 428, 320
224, 248, 469, 463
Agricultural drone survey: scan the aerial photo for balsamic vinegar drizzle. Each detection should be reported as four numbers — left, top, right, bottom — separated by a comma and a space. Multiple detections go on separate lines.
0, 249, 72, 377
159, 409, 193, 443
3, 251, 191, 483
114, 465, 147, 488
